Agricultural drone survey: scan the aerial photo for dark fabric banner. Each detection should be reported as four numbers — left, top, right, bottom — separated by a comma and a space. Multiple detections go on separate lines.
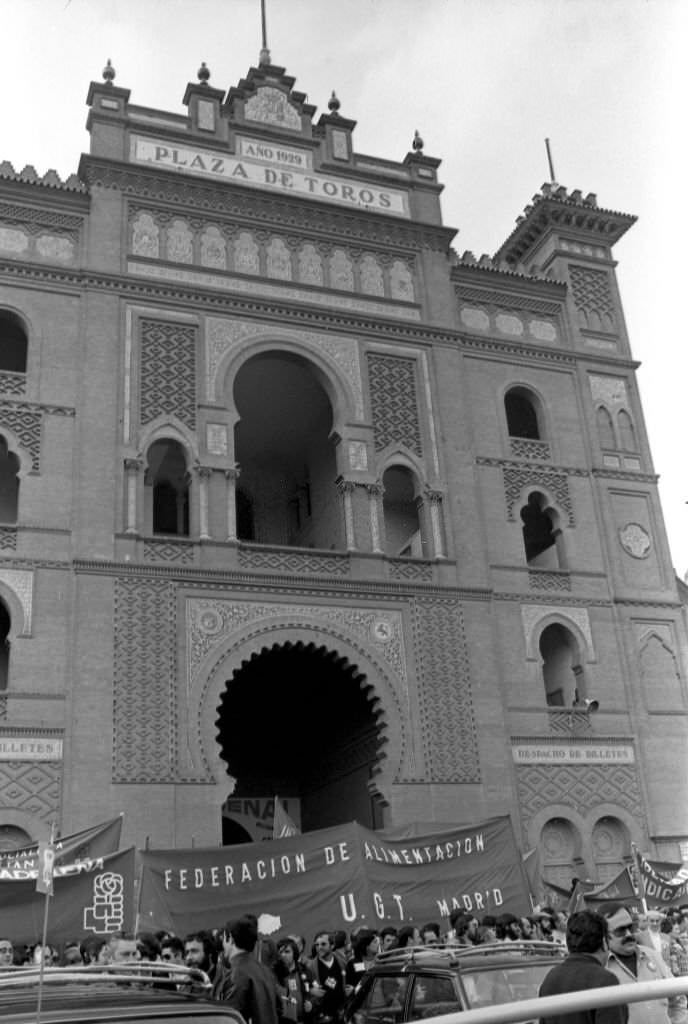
584, 866, 637, 907
0, 816, 123, 880
0, 847, 136, 946
637, 851, 688, 907
139, 816, 530, 939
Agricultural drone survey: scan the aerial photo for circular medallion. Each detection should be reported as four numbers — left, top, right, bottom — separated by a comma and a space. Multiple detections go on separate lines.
198, 608, 223, 635
371, 617, 393, 643
619, 523, 651, 559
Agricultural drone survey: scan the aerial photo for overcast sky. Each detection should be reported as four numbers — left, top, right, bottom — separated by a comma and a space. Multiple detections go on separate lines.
3, 0, 687, 576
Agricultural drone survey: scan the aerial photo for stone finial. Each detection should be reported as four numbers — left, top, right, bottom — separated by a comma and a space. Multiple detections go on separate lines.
197, 62, 210, 85
412, 129, 424, 152
328, 90, 341, 114
103, 58, 115, 84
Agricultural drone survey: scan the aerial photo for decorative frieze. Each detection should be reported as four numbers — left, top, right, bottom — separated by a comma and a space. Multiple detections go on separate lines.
129, 207, 416, 306
139, 318, 197, 430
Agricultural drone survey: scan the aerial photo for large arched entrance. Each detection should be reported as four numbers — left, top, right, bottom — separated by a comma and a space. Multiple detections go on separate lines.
216, 641, 386, 839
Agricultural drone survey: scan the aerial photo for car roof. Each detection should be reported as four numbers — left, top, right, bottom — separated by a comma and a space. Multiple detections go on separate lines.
371, 941, 566, 972
0, 966, 244, 1024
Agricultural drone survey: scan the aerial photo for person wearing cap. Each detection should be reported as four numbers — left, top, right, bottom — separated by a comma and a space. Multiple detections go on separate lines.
638, 910, 666, 955
602, 903, 680, 1024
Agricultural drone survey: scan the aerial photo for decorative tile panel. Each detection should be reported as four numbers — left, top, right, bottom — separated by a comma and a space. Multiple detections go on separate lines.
503, 465, 574, 524
0, 372, 26, 397
589, 375, 628, 407
0, 528, 16, 552
367, 353, 422, 455
143, 540, 194, 564
237, 547, 350, 576
0, 762, 61, 822
205, 316, 364, 420
389, 559, 433, 581
509, 438, 551, 461
411, 597, 479, 782
0, 568, 33, 633
569, 266, 616, 330
113, 577, 177, 782
139, 319, 196, 429
516, 763, 644, 836
0, 404, 41, 470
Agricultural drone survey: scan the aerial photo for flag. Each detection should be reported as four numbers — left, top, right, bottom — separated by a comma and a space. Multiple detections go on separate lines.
273, 797, 299, 839
567, 879, 586, 914
0, 847, 136, 945
0, 816, 123, 880
35, 841, 55, 896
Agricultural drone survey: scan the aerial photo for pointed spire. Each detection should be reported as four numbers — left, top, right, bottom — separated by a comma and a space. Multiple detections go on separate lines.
259, 0, 271, 66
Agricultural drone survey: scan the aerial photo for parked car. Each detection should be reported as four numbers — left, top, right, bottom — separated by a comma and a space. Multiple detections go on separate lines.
0, 963, 246, 1024
344, 942, 566, 1024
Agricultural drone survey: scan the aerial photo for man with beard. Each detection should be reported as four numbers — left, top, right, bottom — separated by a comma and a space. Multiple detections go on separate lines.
538, 909, 627, 1024
603, 904, 676, 1024
184, 932, 216, 979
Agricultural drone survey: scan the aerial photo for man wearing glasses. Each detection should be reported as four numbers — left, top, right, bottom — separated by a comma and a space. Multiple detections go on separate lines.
603, 904, 674, 1023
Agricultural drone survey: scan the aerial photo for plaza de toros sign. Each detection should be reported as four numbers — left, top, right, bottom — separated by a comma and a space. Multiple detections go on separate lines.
130, 135, 410, 217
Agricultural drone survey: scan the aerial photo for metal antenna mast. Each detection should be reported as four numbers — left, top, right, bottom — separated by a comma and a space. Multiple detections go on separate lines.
259, 0, 271, 66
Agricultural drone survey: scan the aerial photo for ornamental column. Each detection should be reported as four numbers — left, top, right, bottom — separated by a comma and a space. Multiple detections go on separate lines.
196, 466, 212, 540
366, 482, 384, 554
425, 488, 446, 559
123, 458, 143, 535
337, 477, 357, 551
225, 467, 239, 541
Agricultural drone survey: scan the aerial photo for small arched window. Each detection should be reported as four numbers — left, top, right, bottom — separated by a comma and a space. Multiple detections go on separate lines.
0, 437, 20, 524
382, 465, 424, 557
0, 310, 28, 373
0, 600, 10, 692
146, 439, 189, 536
596, 406, 616, 450
617, 409, 637, 453
521, 491, 562, 569
539, 622, 584, 706
505, 388, 541, 440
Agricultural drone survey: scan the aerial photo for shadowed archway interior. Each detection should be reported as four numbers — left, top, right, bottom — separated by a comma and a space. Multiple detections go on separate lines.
216, 641, 386, 836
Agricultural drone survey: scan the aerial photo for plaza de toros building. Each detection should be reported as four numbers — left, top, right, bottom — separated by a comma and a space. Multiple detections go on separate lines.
0, 52, 686, 887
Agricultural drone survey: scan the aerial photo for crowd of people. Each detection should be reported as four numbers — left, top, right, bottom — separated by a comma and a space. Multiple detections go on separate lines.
2, 904, 688, 1024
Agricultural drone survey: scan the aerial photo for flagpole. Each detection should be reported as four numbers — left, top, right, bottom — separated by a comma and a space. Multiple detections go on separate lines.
631, 842, 648, 913
36, 820, 56, 1024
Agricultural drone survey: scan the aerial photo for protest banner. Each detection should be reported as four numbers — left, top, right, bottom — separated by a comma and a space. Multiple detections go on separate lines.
0, 816, 123, 880
0, 847, 136, 946
584, 866, 638, 909
635, 849, 688, 908
138, 816, 530, 938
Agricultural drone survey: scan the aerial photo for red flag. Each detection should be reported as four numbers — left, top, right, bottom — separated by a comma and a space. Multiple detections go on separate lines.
273, 797, 299, 839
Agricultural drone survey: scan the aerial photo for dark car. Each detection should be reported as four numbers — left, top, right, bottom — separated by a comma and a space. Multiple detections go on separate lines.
0, 964, 246, 1024
344, 942, 566, 1024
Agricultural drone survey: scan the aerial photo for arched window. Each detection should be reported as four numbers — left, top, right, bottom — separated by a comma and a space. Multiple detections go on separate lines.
505, 387, 541, 440
591, 816, 631, 885
521, 491, 563, 569
233, 352, 339, 549
0, 600, 10, 692
539, 622, 585, 706
596, 406, 616, 450
540, 817, 581, 892
145, 439, 189, 536
0, 310, 28, 373
236, 488, 255, 542
382, 465, 424, 557
617, 409, 637, 452
0, 437, 19, 524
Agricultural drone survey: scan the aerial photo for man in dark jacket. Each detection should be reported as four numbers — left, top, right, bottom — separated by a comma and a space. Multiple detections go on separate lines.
539, 909, 628, 1024
219, 915, 280, 1024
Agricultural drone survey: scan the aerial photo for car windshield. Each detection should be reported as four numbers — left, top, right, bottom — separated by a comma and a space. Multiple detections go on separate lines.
461, 962, 555, 1009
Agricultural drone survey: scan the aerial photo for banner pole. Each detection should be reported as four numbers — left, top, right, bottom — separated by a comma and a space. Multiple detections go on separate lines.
35, 820, 56, 1024
133, 848, 145, 936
